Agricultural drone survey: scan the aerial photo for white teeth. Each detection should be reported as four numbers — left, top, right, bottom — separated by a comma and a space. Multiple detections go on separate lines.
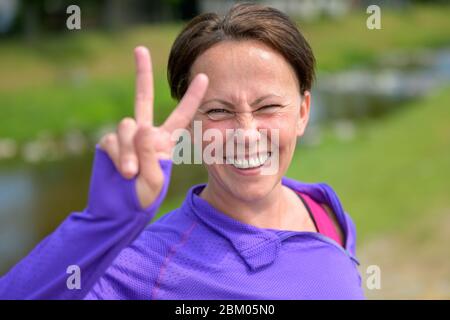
226, 152, 271, 169
259, 153, 268, 165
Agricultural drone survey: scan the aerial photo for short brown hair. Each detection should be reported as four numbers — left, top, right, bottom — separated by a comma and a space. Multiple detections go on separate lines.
167, 2, 316, 100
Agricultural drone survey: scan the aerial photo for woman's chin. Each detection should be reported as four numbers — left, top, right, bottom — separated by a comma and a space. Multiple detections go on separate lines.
224, 176, 276, 202
208, 163, 283, 201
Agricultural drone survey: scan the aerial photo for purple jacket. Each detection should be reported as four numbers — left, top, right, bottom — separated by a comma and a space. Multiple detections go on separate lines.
0, 146, 365, 299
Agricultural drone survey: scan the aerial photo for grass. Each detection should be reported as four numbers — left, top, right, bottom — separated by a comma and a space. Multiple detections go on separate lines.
0, 74, 175, 142
0, 23, 180, 141
303, 4, 450, 71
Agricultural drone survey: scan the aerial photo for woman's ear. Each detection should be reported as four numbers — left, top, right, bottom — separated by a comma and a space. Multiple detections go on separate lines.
296, 90, 311, 137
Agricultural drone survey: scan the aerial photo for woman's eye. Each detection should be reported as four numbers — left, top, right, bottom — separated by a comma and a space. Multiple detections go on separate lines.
205, 108, 233, 120
257, 104, 281, 113
207, 108, 230, 114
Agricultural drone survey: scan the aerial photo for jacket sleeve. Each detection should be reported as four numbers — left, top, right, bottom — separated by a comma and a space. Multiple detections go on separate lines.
0, 145, 172, 299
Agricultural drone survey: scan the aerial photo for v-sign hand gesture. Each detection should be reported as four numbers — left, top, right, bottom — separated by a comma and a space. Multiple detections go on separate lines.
99, 46, 209, 209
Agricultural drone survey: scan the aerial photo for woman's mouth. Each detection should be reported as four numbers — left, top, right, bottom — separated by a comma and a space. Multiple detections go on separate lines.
224, 152, 272, 170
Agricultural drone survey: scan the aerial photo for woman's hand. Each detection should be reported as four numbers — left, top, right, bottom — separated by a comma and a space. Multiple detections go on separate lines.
99, 46, 208, 209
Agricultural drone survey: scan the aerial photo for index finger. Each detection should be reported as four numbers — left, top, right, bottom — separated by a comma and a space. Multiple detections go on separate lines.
161, 73, 209, 134
134, 46, 154, 126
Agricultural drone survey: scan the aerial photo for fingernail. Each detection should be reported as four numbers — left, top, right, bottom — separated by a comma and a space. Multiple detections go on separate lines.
125, 161, 137, 175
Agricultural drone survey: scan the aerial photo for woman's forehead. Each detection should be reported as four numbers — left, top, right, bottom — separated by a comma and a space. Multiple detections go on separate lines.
192, 40, 299, 100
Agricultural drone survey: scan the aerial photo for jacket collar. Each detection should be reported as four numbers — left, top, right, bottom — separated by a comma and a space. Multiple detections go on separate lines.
182, 177, 354, 271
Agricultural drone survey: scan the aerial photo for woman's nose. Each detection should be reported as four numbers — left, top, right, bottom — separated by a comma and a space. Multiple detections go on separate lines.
234, 113, 261, 149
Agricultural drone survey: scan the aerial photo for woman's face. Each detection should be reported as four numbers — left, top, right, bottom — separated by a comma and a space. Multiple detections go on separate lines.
189, 39, 311, 202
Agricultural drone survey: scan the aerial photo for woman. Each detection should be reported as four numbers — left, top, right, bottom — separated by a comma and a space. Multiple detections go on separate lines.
0, 3, 364, 299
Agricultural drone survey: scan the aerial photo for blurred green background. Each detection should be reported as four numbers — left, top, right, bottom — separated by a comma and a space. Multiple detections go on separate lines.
0, 0, 449, 299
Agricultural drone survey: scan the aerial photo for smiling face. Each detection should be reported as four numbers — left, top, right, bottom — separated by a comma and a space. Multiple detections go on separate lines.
190, 39, 311, 202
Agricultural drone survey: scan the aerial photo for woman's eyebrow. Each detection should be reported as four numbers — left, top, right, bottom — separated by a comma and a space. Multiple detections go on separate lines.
201, 98, 234, 108
201, 94, 282, 108
250, 94, 282, 106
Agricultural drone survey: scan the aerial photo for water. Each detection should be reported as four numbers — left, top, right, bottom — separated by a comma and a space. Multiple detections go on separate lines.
1, 47, 449, 274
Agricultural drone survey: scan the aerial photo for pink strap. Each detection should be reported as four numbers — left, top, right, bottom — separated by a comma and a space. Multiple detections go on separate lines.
298, 192, 344, 247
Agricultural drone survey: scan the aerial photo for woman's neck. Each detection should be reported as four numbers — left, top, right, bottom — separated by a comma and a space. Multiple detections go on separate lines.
199, 179, 294, 230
